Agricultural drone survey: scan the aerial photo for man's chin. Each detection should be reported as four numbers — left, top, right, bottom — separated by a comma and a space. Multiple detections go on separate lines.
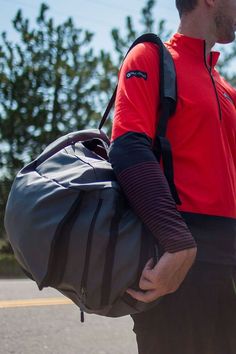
217, 34, 235, 44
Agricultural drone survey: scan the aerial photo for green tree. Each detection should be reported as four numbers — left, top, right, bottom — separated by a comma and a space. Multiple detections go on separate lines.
111, 0, 171, 63
217, 42, 236, 87
0, 3, 101, 238
0, 4, 100, 175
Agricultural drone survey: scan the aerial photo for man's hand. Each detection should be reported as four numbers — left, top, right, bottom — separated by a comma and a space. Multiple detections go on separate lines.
127, 248, 197, 303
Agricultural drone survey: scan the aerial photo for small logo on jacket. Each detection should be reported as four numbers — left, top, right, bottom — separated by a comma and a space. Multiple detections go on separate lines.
126, 70, 147, 80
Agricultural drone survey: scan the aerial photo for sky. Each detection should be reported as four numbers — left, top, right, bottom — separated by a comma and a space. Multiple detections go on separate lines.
0, 0, 180, 52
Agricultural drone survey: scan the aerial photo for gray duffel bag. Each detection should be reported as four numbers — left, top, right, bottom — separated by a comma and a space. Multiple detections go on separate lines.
5, 129, 159, 317
4, 33, 177, 318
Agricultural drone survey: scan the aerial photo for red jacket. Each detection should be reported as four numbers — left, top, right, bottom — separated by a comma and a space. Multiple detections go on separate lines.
112, 33, 236, 220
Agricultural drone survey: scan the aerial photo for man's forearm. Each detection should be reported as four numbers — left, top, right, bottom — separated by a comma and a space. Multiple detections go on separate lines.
109, 132, 196, 253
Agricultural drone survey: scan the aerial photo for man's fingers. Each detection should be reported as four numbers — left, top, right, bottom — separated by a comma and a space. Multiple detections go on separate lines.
126, 288, 161, 303
128, 249, 197, 303
142, 258, 154, 278
143, 258, 155, 272
139, 277, 155, 290
140, 258, 156, 283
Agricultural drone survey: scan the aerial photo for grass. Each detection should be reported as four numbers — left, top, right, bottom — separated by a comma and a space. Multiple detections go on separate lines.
0, 239, 6, 249
0, 240, 26, 278
0, 254, 25, 278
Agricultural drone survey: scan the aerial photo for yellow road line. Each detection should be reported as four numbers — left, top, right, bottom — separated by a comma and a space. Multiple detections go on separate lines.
0, 297, 73, 309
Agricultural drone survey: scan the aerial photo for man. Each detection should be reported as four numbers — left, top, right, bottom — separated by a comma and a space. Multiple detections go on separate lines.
109, 0, 236, 353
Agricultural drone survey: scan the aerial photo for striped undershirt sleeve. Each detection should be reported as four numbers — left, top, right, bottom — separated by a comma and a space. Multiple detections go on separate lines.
109, 132, 196, 253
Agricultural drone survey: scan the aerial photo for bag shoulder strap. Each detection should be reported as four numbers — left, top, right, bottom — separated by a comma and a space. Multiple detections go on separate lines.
98, 33, 176, 132
99, 33, 181, 205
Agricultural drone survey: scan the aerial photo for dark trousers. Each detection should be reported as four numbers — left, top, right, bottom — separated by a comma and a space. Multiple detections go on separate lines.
131, 262, 236, 354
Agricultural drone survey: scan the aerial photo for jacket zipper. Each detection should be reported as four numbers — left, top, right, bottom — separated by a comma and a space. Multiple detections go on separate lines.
203, 43, 222, 121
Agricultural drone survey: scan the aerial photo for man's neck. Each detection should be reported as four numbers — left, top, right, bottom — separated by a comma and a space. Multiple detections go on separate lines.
177, 14, 216, 57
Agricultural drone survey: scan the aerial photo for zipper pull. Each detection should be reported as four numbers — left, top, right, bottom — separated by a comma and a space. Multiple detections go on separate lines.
80, 286, 86, 323
80, 309, 85, 323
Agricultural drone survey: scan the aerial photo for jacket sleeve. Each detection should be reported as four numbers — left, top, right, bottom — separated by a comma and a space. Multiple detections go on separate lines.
109, 42, 196, 253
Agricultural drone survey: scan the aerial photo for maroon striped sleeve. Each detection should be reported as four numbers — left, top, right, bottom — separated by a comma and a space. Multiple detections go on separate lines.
117, 161, 196, 253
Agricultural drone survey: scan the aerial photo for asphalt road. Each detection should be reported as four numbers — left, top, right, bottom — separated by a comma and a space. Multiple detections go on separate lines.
0, 279, 137, 354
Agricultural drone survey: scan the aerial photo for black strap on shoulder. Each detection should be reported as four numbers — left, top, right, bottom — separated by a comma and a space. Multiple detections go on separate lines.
99, 87, 117, 130
98, 33, 181, 205
151, 36, 181, 204
98, 33, 176, 130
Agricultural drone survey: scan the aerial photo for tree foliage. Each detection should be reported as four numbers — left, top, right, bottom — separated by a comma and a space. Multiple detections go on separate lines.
217, 42, 236, 87
0, 4, 99, 237
111, 0, 171, 62
0, 4, 100, 176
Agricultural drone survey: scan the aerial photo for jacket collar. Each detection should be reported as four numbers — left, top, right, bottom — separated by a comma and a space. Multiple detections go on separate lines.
167, 33, 220, 68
